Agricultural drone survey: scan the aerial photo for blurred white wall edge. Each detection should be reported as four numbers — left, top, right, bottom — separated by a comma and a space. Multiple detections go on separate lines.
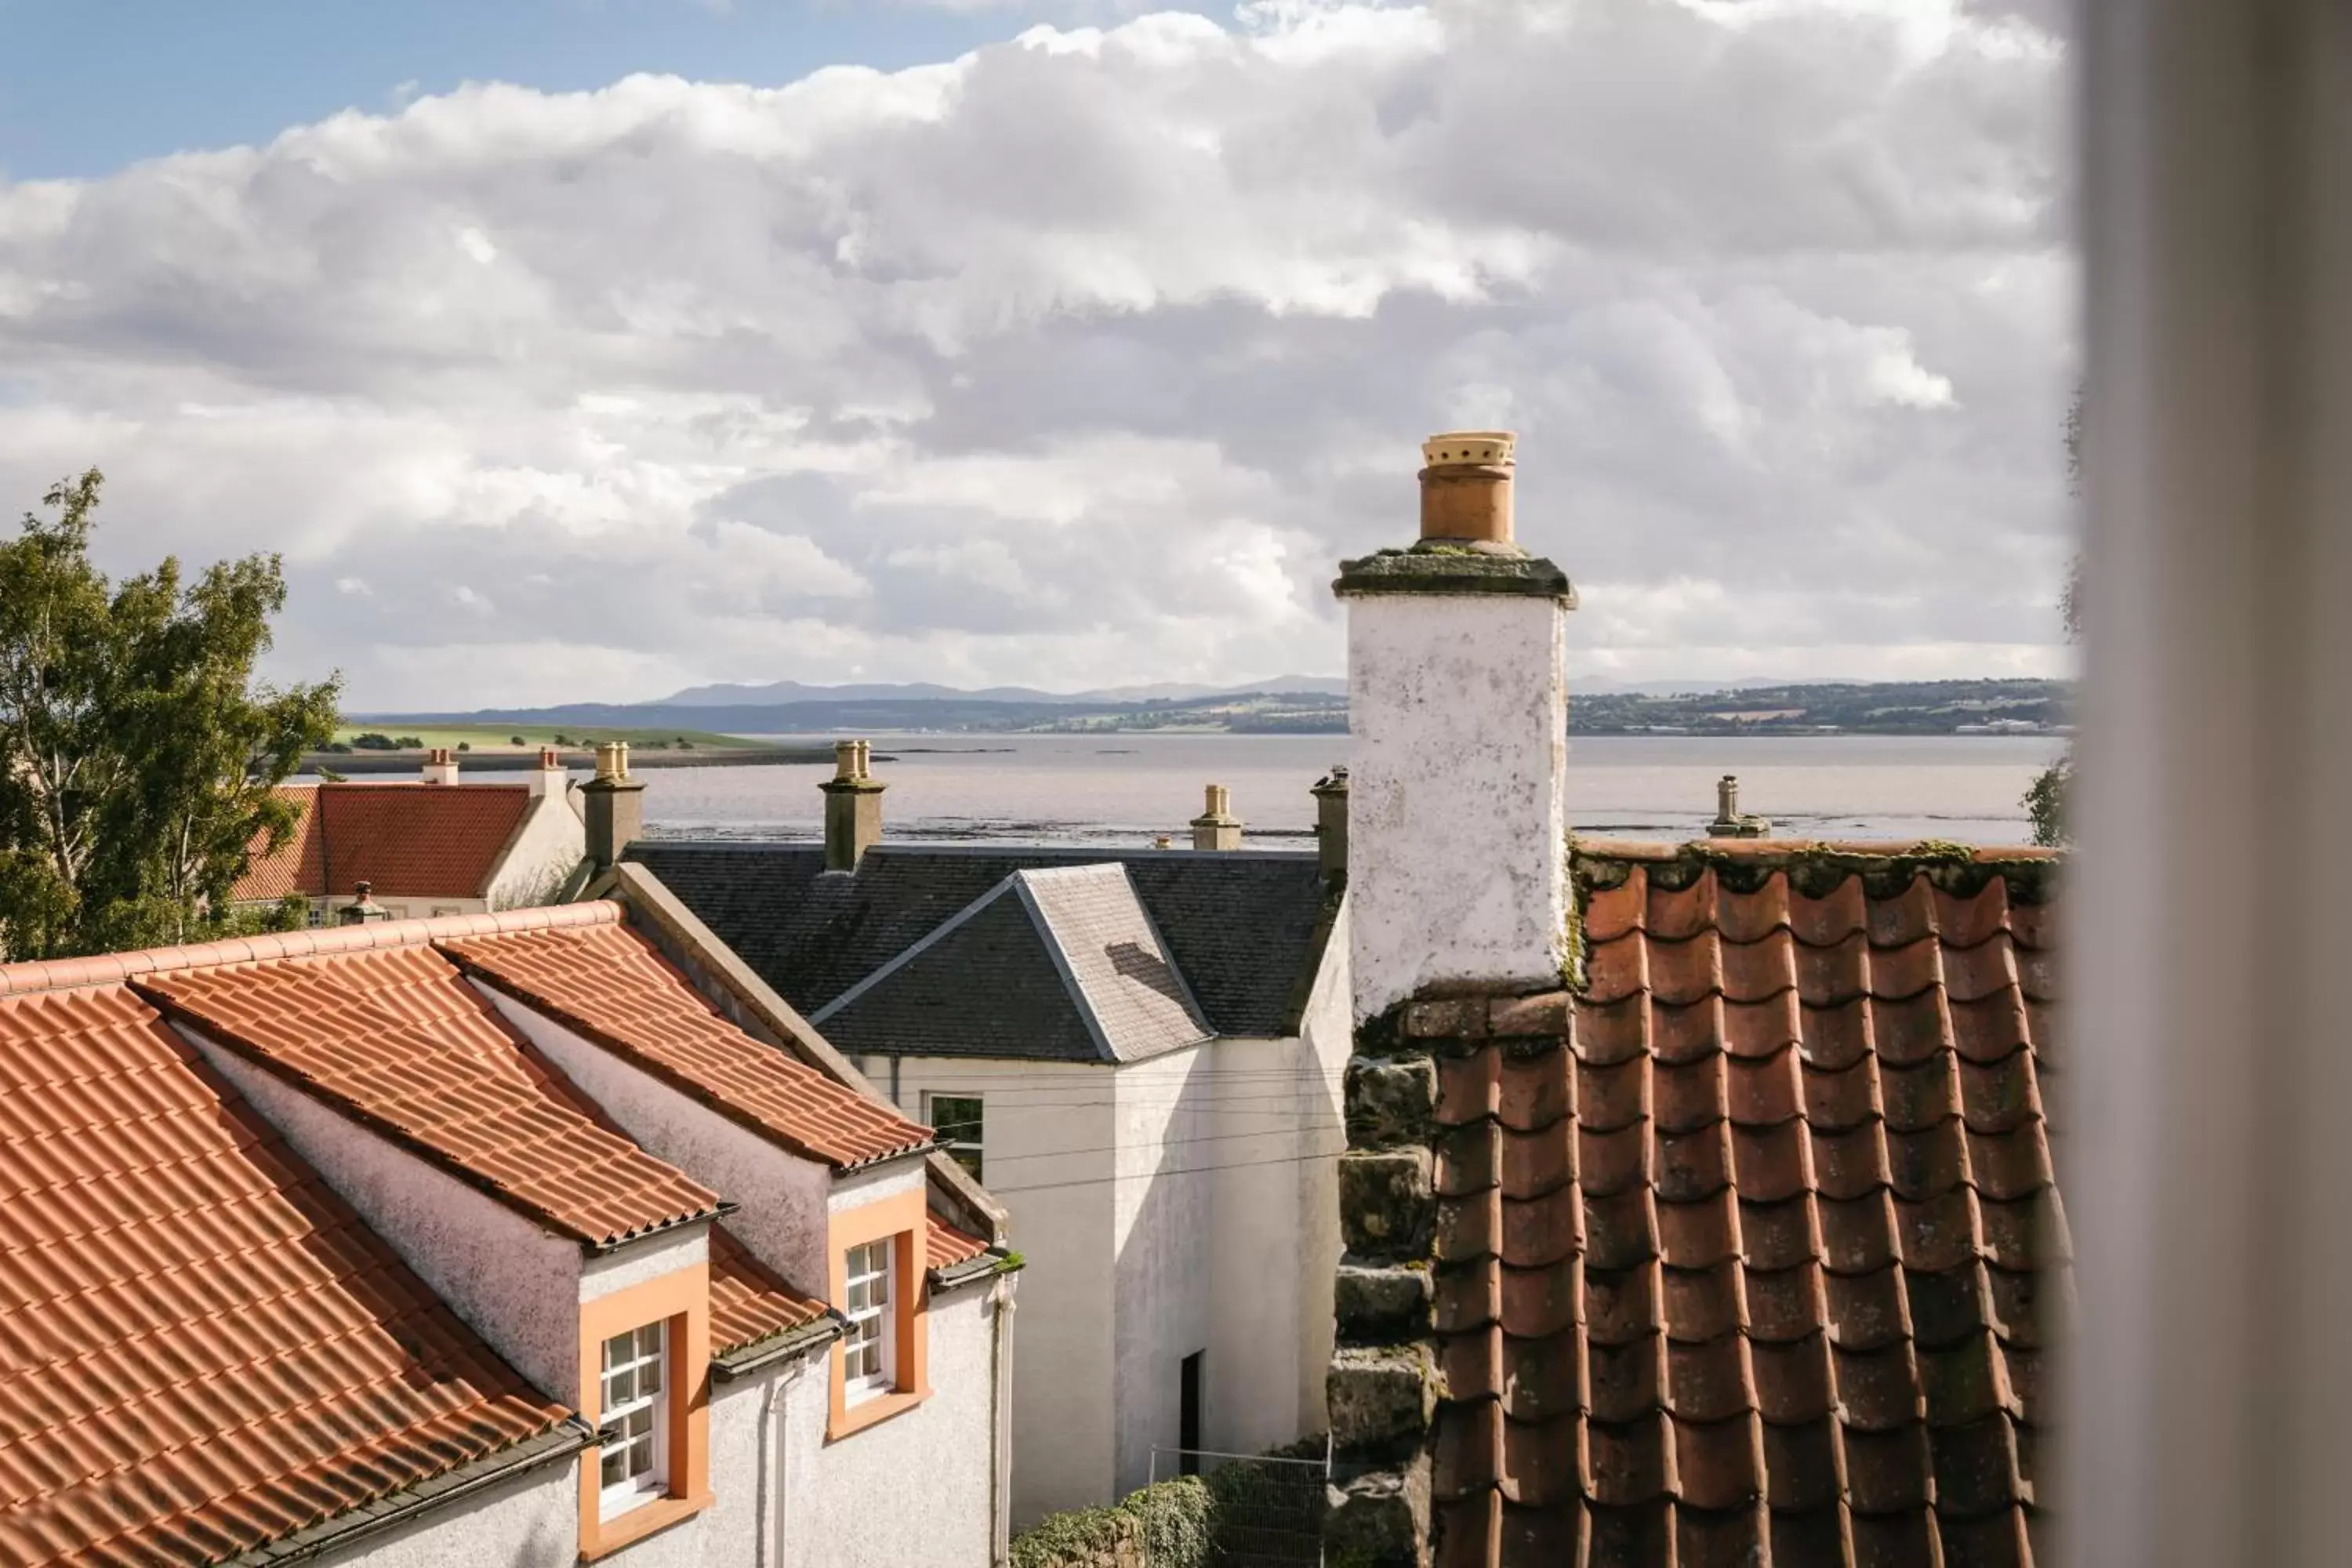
2071, 3, 2352, 1564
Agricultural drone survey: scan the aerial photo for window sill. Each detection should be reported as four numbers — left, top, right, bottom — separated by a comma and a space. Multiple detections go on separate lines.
579, 1490, 711, 1560
827, 1384, 929, 1441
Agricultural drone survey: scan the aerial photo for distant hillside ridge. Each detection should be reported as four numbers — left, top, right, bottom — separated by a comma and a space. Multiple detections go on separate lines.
358, 677, 2070, 738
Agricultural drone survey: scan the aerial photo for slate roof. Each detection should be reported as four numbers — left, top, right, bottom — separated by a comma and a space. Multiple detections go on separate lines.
1421, 840, 2063, 1568
624, 840, 1334, 1044
811, 865, 1213, 1065
441, 920, 938, 1169
234, 782, 537, 902
0, 981, 574, 1566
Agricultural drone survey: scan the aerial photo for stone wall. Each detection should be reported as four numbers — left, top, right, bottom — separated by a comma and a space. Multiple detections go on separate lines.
1325, 985, 1567, 1567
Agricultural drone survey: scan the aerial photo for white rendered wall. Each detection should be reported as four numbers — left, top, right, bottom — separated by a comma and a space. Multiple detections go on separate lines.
869, 1054, 1118, 1526
1110, 1046, 1214, 1498
1202, 1034, 1307, 1460
179, 1026, 588, 1403
1345, 593, 1570, 1020
321, 1457, 579, 1568
583, 1227, 708, 1302
488, 789, 590, 910
779, 1282, 1001, 1568
481, 985, 835, 1293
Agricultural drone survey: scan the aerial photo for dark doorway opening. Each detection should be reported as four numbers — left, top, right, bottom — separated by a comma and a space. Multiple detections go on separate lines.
1179, 1351, 1203, 1473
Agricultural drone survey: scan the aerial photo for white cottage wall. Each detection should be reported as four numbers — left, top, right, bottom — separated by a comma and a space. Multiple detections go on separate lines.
1293, 900, 1352, 1436
779, 1283, 1002, 1568
1110, 1046, 1214, 1498
1346, 593, 1570, 1021
868, 1054, 1119, 1526
487, 789, 590, 909
314, 1458, 581, 1568
479, 985, 835, 1291
179, 1028, 588, 1403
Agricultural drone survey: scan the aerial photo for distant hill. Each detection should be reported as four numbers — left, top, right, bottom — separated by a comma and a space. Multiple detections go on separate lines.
358, 677, 2068, 739
655, 673, 1349, 707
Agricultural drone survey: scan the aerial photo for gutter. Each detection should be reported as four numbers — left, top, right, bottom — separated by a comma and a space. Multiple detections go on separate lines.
233, 1419, 595, 1566
931, 1246, 1019, 1294
711, 1312, 847, 1384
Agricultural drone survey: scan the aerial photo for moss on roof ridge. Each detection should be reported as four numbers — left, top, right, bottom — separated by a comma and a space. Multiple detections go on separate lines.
1571, 835, 2062, 904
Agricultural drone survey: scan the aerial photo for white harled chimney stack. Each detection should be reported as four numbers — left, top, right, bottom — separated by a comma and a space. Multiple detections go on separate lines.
419, 746, 460, 786
1334, 431, 1577, 1022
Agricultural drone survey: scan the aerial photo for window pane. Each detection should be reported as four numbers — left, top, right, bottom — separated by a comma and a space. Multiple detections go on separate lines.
602, 1446, 626, 1487
630, 1438, 653, 1479
605, 1367, 634, 1405
604, 1330, 635, 1369
872, 1266, 888, 1306
638, 1324, 663, 1359
628, 1406, 653, 1439
641, 1354, 662, 1396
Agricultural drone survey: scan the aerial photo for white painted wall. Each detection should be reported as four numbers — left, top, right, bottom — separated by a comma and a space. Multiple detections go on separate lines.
488, 788, 590, 910
481, 985, 837, 1291
1290, 901, 1351, 1436
316, 1457, 580, 1568
583, 1226, 708, 1303
1110, 1047, 1214, 1497
179, 1025, 589, 1403
867, 1054, 1118, 1526
1345, 592, 1570, 1020
780, 1281, 1002, 1568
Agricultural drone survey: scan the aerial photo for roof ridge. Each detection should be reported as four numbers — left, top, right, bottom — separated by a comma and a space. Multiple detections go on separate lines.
1575, 835, 2061, 866
805, 875, 1024, 1026
0, 901, 623, 998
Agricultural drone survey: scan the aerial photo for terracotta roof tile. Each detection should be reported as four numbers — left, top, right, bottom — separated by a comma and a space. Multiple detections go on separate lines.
234, 783, 535, 903
0, 983, 571, 1566
1421, 848, 2063, 1567
927, 1215, 992, 1272
438, 922, 937, 1170
708, 1225, 829, 1357
132, 944, 720, 1248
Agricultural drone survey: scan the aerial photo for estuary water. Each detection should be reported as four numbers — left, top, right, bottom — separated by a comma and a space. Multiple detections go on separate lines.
635, 732, 2065, 848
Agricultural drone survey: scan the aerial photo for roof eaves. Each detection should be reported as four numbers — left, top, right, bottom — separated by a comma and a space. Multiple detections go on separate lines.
930, 1246, 1017, 1294
229, 1418, 596, 1568
710, 1312, 847, 1383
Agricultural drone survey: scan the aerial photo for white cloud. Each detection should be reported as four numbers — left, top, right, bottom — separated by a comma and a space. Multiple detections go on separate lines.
0, 0, 2074, 708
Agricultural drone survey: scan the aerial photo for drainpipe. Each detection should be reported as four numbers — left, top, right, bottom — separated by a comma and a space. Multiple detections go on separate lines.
991, 1272, 1018, 1566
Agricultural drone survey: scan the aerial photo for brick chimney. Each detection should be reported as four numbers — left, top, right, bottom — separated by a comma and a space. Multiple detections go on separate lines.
419, 746, 460, 786
1333, 430, 1576, 1020
820, 739, 885, 873
529, 746, 568, 799
582, 742, 644, 871
1312, 765, 1349, 884
1189, 784, 1243, 851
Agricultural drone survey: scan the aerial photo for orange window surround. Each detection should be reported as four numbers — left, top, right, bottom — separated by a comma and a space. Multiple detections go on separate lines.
577, 1261, 713, 1559
826, 1183, 931, 1439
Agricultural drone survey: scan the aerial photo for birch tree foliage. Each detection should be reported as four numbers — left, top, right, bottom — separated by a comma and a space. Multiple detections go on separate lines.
0, 470, 340, 960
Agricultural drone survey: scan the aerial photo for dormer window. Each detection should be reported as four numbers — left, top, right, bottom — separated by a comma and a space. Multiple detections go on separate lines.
597, 1323, 669, 1516
842, 1240, 896, 1401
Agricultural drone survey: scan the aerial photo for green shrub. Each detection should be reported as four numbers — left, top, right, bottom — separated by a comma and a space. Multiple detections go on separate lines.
1010, 1475, 1213, 1568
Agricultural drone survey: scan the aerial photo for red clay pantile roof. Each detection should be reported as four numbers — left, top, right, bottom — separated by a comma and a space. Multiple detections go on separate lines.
0, 982, 573, 1566
132, 938, 720, 1250
709, 1226, 829, 1357
440, 921, 938, 1171
1419, 841, 2063, 1568
927, 1215, 992, 1272
234, 782, 535, 902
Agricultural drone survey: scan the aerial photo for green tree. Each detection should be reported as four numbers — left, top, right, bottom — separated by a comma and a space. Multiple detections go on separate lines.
2026, 391, 2084, 846
0, 470, 341, 959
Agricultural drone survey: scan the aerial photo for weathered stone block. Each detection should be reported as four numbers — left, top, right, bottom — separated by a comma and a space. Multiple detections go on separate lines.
1334, 1258, 1432, 1345
1486, 989, 1569, 1039
1339, 1148, 1434, 1259
1328, 1346, 1434, 1453
1403, 998, 1485, 1040
1345, 1055, 1438, 1149
1324, 1458, 1430, 1568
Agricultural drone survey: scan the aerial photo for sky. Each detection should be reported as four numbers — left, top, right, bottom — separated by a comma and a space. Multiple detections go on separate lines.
0, 0, 2078, 710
